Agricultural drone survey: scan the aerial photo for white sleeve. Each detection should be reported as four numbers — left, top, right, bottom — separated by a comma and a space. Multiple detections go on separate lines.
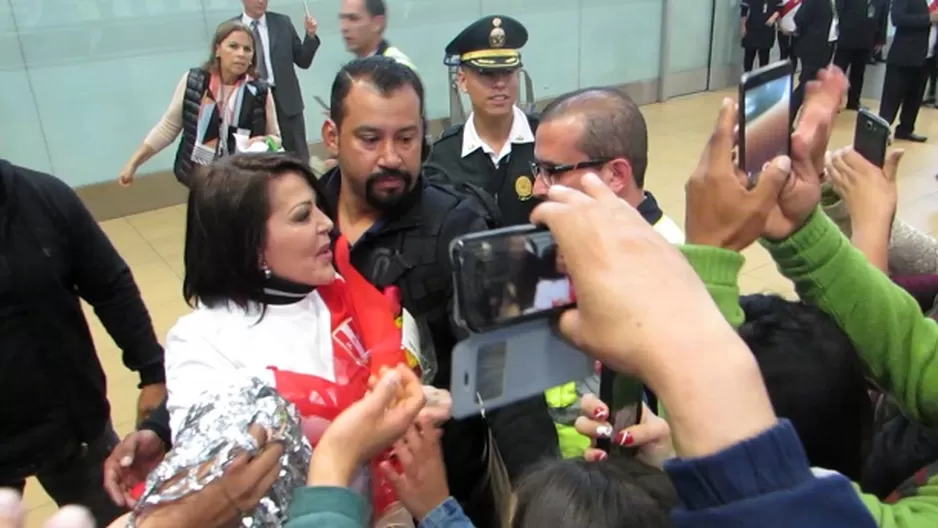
164, 319, 242, 443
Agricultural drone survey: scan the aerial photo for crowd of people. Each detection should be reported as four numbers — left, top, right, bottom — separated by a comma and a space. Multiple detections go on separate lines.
4, 0, 938, 527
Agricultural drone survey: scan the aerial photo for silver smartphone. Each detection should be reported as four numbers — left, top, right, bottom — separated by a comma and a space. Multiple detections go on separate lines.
449, 318, 594, 419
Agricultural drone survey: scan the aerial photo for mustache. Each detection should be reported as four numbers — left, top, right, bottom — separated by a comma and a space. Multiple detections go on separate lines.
365, 168, 414, 186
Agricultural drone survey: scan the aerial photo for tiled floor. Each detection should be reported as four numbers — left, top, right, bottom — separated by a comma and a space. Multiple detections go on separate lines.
20, 87, 938, 526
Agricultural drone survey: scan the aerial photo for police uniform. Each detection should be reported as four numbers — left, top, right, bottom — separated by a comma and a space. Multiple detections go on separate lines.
425, 15, 540, 227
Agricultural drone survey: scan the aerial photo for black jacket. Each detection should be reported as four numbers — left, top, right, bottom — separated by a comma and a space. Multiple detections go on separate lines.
887, 0, 933, 67
836, 0, 889, 50
0, 160, 164, 473
323, 170, 560, 526
794, 0, 838, 68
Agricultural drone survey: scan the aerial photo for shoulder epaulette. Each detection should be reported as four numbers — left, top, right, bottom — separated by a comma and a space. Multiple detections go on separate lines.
434, 124, 464, 144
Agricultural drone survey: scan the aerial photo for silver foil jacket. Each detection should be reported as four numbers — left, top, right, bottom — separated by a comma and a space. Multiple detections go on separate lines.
128, 377, 312, 526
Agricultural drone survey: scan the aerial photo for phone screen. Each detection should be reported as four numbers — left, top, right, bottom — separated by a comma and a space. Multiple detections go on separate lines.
742, 68, 792, 177
451, 227, 572, 333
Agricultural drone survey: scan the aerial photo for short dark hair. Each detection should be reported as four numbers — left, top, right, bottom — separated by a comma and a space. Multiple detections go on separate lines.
329, 56, 425, 128
540, 87, 649, 188
183, 153, 334, 311
363, 0, 386, 17
739, 294, 873, 481
511, 458, 676, 528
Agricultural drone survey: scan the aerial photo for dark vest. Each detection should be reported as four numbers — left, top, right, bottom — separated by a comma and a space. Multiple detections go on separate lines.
173, 68, 268, 187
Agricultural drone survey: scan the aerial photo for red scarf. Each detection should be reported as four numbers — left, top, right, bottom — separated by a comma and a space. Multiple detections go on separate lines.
271, 235, 407, 520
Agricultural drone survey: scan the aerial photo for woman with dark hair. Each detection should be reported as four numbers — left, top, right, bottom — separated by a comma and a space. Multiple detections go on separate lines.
118, 20, 281, 188
164, 153, 445, 527
512, 458, 677, 528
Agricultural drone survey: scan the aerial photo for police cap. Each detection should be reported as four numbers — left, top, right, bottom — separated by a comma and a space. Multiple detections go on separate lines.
445, 15, 528, 70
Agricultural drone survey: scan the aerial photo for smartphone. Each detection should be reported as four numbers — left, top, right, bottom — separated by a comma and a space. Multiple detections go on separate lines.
595, 369, 645, 455
450, 225, 572, 334
449, 318, 594, 419
854, 109, 891, 168
739, 60, 794, 180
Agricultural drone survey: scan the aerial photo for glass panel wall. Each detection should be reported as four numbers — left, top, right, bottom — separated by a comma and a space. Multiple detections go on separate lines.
2, 0, 736, 188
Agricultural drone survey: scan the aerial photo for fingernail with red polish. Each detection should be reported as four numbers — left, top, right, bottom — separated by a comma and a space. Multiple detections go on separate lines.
593, 407, 608, 420
615, 431, 634, 447
596, 451, 608, 461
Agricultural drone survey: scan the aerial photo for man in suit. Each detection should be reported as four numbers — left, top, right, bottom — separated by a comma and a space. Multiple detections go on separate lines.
878, 0, 938, 142
425, 15, 540, 227
791, 0, 839, 121
238, 0, 322, 162
834, 0, 889, 110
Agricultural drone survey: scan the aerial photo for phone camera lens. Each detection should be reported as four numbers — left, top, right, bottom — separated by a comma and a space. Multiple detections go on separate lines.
865, 122, 873, 130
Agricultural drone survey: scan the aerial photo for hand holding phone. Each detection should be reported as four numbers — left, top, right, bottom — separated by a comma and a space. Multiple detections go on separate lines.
450, 225, 572, 334
853, 109, 890, 168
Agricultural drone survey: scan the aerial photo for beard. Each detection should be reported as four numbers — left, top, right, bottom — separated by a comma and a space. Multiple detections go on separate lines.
363, 168, 416, 211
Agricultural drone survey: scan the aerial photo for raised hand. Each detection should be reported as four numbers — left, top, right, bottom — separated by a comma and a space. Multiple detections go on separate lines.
685, 97, 791, 251
763, 67, 849, 240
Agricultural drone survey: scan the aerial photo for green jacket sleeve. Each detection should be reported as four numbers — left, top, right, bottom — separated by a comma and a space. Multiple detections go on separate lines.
855, 477, 938, 528
284, 486, 367, 528
679, 245, 746, 329
761, 209, 938, 427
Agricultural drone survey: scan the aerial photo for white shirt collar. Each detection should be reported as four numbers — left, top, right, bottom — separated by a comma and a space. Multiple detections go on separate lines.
461, 106, 535, 162
242, 12, 268, 27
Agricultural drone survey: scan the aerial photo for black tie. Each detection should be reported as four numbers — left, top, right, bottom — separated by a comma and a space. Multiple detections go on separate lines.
251, 20, 270, 82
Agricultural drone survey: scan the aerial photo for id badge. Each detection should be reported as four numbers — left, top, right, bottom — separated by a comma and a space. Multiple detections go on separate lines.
868, 5, 875, 18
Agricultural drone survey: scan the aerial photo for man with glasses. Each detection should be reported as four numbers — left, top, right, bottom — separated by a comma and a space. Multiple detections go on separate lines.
426, 15, 539, 226
530, 87, 684, 458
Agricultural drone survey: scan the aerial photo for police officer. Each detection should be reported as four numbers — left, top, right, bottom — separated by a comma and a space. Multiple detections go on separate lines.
426, 15, 540, 227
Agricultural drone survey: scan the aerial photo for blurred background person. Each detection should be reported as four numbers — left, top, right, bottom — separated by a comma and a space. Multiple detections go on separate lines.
877, 0, 938, 142
834, 0, 889, 111
118, 21, 280, 188
340, 0, 414, 68
741, 0, 781, 72
235, 0, 321, 161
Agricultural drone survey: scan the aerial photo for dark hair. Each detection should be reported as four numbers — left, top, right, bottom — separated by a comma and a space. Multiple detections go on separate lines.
202, 21, 258, 78
540, 87, 649, 188
182, 153, 334, 310
329, 56, 425, 129
364, 0, 387, 17
512, 458, 676, 528
739, 294, 874, 481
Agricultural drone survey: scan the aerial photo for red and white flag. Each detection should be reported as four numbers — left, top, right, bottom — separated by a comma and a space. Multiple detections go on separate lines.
779, 0, 802, 34
930, 0, 938, 14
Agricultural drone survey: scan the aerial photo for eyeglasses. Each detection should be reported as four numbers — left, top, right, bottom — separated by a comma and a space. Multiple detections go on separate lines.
530, 159, 610, 185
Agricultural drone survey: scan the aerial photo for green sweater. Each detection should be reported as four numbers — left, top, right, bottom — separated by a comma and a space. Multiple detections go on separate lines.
680, 209, 938, 528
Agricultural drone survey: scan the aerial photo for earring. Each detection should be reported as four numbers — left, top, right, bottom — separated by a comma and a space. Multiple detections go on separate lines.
261, 264, 272, 279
